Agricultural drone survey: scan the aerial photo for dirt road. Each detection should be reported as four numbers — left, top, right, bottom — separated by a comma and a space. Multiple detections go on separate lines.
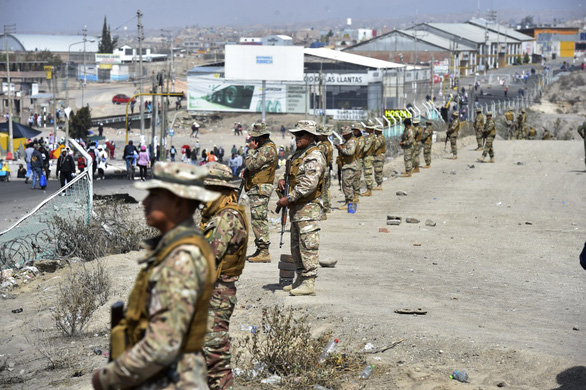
1, 136, 585, 389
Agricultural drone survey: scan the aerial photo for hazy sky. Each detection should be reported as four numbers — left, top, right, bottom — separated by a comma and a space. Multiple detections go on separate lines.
1, 0, 582, 34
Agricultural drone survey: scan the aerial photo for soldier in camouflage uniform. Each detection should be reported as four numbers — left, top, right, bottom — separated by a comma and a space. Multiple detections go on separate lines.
515, 108, 527, 140
372, 125, 386, 190
335, 127, 358, 207
542, 129, 551, 140
361, 120, 376, 196
527, 127, 537, 140
505, 107, 515, 140
473, 108, 485, 150
243, 123, 277, 263
201, 163, 249, 390
411, 118, 423, 173
477, 112, 496, 163
446, 111, 460, 159
400, 118, 415, 177
317, 125, 334, 217
352, 124, 365, 200
277, 120, 326, 296
421, 120, 434, 168
93, 162, 219, 390
578, 120, 586, 168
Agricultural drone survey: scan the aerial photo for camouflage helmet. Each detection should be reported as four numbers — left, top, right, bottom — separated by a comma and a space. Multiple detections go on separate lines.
204, 162, 241, 189
364, 120, 376, 130
249, 122, 270, 137
290, 119, 318, 136
350, 123, 363, 131
135, 162, 220, 202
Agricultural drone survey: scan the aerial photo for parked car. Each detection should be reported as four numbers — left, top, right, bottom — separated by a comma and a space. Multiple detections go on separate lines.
112, 94, 136, 104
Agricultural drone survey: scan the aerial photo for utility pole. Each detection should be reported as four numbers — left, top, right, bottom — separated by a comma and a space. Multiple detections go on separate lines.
160, 71, 166, 162
137, 9, 145, 135
81, 27, 87, 107
151, 72, 157, 150
4, 24, 15, 159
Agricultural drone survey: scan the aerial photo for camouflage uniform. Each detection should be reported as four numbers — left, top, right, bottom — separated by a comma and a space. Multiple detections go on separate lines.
422, 122, 434, 167
578, 122, 586, 168
285, 144, 326, 279
400, 125, 415, 175
527, 128, 537, 140
317, 139, 334, 213
97, 221, 214, 390
353, 134, 365, 196
515, 110, 527, 139
201, 164, 249, 390
411, 121, 423, 170
447, 114, 460, 158
96, 163, 219, 390
338, 133, 358, 203
244, 135, 277, 253
474, 111, 485, 149
362, 123, 376, 191
481, 115, 496, 159
542, 130, 551, 140
505, 109, 515, 140
372, 128, 386, 188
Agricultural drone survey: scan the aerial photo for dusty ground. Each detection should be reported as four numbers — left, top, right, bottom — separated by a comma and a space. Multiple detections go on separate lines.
1, 132, 585, 389
1, 69, 586, 389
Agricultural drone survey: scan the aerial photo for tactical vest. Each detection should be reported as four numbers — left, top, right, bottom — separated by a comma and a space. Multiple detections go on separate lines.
505, 111, 514, 121
413, 126, 423, 142
288, 145, 324, 205
110, 232, 215, 361
340, 137, 357, 166
244, 141, 277, 191
374, 134, 386, 156
363, 134, 377, 157
318, 140, 333, 167
355, 137, 366, 160
213, 204, 249, 279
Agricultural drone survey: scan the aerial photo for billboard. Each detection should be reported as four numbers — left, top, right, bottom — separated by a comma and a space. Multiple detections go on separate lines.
225, 45, 304, 81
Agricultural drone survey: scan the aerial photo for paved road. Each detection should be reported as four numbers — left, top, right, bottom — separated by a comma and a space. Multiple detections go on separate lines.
0, 176, 147, 231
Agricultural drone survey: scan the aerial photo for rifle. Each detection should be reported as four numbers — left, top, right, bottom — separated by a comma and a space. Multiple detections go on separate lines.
444, 131, 450, 150
275, 160, 290, 248
109, 301, 125, 362
236, 168, 246, 201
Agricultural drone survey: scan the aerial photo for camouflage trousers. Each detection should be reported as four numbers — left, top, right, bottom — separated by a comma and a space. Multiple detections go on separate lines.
319, 169, 332, 212
507, 124, 515, 140
449, 135, 458, 156
291, 219, 320, 277
482, 136, 495, 158
373, 157, 384, 186
248, 192, 271, 250
476, 129, 483, 148
203, 282, 237, 390
514, 126, 526, 140
363, 156, 374, 190
353, 159, 363, 194
403, 146, 413, 173
412, 144, 422, 168
341, 168, 356, 203
423, 143, 432, 166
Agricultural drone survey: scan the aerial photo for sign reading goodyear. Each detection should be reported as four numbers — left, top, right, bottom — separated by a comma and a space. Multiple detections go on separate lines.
384, 109, 411, 120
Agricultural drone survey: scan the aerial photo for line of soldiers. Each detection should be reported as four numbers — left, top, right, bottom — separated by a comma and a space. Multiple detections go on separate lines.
400, 117, 436, 176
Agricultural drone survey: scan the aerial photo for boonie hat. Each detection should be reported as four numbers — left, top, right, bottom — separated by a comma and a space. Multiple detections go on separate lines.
204, 162, 241, 189
476, 108, 482, 112
364, 120, 376, 130
486, 111, 493, 116
341, 127, 353, 136
290, 120, 318, 136
452, 111, 459, 117
350, 123, 363, 131
374, 125, 383, 132
135, 162, 220, 202
249, 123, 270, 137
413, 118, 420, 125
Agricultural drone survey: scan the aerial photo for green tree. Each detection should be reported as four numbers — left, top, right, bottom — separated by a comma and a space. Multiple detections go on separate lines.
70, 106, 91, 140
523, 53, 530, 64
98, 16, 118, 53
519, 15, 534, 28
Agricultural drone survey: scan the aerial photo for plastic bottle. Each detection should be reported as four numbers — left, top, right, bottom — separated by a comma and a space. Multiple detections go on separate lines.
239, 324, 257, 333
360, 364, 375, 379
318, 338, 339, 362
450, 370, 469, 382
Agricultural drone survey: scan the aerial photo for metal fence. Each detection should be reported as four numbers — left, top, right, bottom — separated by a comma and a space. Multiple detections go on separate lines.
0, 139, 93, 269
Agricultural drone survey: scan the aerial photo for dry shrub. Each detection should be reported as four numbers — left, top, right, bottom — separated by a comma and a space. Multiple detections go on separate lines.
234, 306, 365, 389
52, 261, 111, 336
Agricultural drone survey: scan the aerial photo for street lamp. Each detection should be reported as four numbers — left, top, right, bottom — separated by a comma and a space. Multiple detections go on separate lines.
66, 37, 94, 142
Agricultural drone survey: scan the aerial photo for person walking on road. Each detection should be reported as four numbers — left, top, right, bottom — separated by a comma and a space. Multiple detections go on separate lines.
277, 120, 326, 297
57, 147, 75, 187
361, 120, 376, 196
137, 145, 150, 181
421, 120, 434, 169
411, 118, 423, 173
473, 108, 485, 150
372, 125, 386, 190
316, 125, 334, 216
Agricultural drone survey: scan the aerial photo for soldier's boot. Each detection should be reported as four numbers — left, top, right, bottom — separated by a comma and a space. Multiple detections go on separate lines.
412, 167, 420, 173
248, 249, 271, 263
246, 248, 261, 260
283, 275, 303, 292
477, 155, 486, 162
489, 157, 495, 163
401, 171, 412, 177
320, 213, 328, 221
475, 145, 483, 151
337, 202, 349, 210
422, 164, 431, 169
363, 189, 372, 197
353, 196, 360, 203
448, 155, 458, 160
373, 185, 383, 191
290, 276, 316, 296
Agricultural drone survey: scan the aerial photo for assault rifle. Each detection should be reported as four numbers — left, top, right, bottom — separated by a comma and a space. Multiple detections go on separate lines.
109, 301, 124, 362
